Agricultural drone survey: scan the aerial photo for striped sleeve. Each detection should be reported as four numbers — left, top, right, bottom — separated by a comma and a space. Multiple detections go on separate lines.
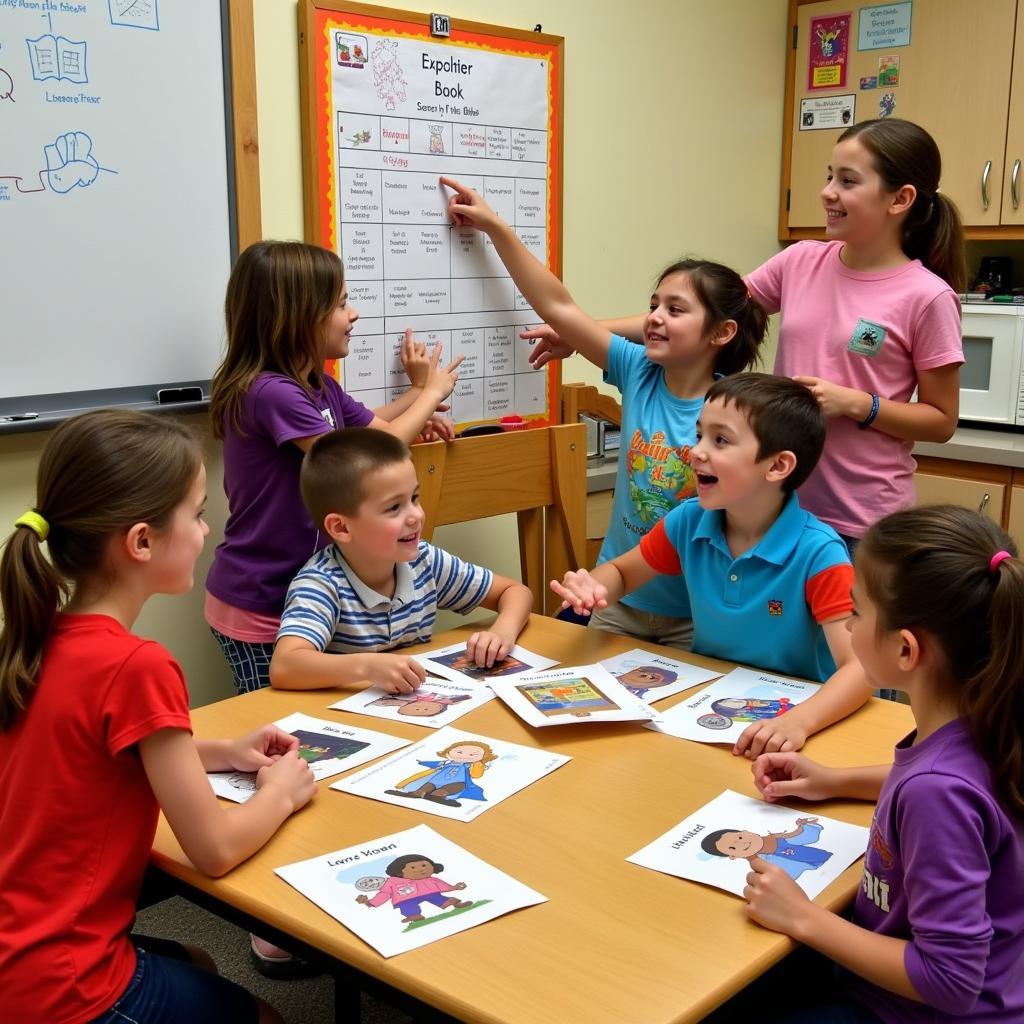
277, 567, 343, 650
428, 543, 494, 614
805, 563, 855, 623
639, 519, 682, 575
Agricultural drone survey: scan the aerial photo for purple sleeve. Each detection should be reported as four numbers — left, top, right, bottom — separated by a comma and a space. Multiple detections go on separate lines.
327, 377, 375, 428
897, 774, 994, 1014
911, 290, 964, 371
744, 248, 790, 316
252, 376, 337, 446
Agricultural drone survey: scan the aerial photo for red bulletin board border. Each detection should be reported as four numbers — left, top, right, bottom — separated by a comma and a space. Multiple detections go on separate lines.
298, 1, 564, 428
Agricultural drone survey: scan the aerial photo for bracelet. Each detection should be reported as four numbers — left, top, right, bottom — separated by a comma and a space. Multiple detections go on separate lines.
857, 393, 880, 430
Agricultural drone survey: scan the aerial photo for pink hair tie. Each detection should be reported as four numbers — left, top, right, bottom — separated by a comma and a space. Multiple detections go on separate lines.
990, 550, 1012, 574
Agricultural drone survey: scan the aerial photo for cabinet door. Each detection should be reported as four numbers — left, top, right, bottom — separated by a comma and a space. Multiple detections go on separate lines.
1008, 486, 1024, 547
914, 472, 1005, 523
1001, 3, 1024, 224
788, 0, 1015, 229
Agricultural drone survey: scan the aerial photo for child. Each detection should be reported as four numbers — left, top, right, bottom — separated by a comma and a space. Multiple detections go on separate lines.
527, 119, 964, 554
355, 854, 472, 923
0, 410, 315, 1024
205, 240, 463, 696
553, 374, 869, 758
440, 176, 768, 650
742, 505, 1024, 1023
701, 817, 832, 881
270, 427, 534, 691
387, 740, 497, 807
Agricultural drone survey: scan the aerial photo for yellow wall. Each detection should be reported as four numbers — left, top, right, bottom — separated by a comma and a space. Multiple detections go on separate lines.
0, 0, 787, 707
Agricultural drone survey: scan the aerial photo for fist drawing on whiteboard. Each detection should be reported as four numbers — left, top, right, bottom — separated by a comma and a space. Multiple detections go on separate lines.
44, 131, 101, 194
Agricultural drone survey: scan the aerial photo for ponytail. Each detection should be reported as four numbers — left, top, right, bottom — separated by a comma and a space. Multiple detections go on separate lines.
902, 191, 967, 294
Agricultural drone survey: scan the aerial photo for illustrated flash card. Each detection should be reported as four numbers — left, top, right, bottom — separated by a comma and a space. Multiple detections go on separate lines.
329, 675, 495, 729
647, 667, 823, 744
331, 725, 570, 822
598, 648, 720, 704
487, 664, 658, 727
413, 642, 557, 685
627, 790, 868, 900
208, 713, 410, 803
275, 823, 547, 957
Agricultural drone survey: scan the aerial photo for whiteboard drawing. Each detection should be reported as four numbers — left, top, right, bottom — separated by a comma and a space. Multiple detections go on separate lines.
427, 125, 445, 154
26, 34, 88, 85
43, 132, 116, 194
372, 39, 407, 112
108, 0, 160, 32
0, 68, 14, 102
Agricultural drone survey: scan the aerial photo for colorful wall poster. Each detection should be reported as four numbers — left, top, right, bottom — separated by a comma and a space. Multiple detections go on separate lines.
487, 664, 657, 727
646, 667, 821, 745
598, 647, 720, 705
808, 12, 851, 90
877, 54, 900, 87
799, 94, 856, 131
627, 790, 868, 900
207, 712, 410, 803
857, 3, 912, 51
330, 675, 495, 729
413, 641, 557, 685
331, 725, 570, 822
275, 823, 546, 957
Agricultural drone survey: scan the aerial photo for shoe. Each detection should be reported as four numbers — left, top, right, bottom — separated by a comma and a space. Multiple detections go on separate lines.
248, 935, 323, 980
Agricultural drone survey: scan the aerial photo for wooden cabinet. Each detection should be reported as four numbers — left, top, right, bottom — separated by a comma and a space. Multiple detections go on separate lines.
914, 456, 1012, 524
1008, 486, 1024, 547
782, 0, 1024, 238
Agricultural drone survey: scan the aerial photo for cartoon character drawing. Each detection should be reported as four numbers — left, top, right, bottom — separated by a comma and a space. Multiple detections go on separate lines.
367, 691, 471, 718
355, 854, 472, 923
616, 666, 679, 699
879, 92, 896, 119
701, 817, 833, 881
517, 679, 619, 718
696, 696, 793, 731
386, 741, 497, 806
427, 124, 445, 154
816, 26, 841, 58
433, 649, 529, 680
372, 38, 407, 112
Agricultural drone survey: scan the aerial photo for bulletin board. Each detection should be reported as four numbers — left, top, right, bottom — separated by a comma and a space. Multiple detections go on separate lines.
298, 1, 564, 429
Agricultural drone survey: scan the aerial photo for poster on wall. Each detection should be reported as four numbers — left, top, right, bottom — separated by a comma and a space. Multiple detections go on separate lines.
807, 13, 851, 90
299, 4, 564, 430
857, 3, 913, 51
799, 95, 856, 131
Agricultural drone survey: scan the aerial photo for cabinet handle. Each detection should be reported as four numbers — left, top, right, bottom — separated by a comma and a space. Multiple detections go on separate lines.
1013, 159, 1021, 210
977, 493, 991, 515
981, 160, 992, 210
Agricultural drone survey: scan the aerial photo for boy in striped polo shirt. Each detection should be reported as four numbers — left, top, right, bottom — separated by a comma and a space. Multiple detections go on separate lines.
271, 428, 533, 693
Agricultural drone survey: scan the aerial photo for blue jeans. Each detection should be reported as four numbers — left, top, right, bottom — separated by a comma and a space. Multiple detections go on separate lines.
210, 628, 274, 695
90, 937, 258, 1024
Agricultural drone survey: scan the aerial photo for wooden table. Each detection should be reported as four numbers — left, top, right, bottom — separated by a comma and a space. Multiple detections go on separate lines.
152, 615, 912, 1024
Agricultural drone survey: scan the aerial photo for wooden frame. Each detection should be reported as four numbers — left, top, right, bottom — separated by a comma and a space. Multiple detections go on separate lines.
227, 0, 263, 248
410, 425, 587, 613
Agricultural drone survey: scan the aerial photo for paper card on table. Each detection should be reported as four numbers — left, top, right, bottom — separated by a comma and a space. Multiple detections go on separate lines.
328, 675, 495, 729
627, 790, 868, 899
646, 667, 822, 744
331, 725, 570, 821
487, 664, 657, 727
413, 641, 557, 685
275, 823, 546, 957
208, 713, 410, 803
598, 648, 721, 704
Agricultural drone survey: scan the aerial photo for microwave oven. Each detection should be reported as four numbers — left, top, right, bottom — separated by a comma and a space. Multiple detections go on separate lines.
958, 303, 1024, 428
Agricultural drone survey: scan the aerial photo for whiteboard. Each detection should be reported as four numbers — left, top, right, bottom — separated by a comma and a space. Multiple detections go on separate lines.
0, 0, 234, 415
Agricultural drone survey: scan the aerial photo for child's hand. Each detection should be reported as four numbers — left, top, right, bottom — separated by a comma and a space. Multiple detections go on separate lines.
373, 653, 427, 694
465, 628, 514, 669
743, 856, 813, 936
733, 715, 809, 759
522, 325, 574, 369
421, 341, 464, 402
417, 412, 455, 443
751, 751, 837, 803
453, 881, 467, 890
399, 329, 431, 387
793, 376, 869, 420
440, 176, 502, 232
255, 750, 316, 811
225, 725, 299, 771
549, 569, 609, 616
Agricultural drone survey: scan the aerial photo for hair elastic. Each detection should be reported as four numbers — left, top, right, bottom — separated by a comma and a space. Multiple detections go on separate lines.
990, 550, 1012, 574
857, 393, 880, 430
14, 510, 49, 541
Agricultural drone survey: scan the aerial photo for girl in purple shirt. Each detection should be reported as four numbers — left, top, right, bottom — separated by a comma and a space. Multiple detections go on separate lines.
741, 505, 1024, 1024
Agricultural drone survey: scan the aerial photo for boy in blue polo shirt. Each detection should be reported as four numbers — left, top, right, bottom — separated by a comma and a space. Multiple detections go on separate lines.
271, 428, 534, 692
553, 373, 869, 758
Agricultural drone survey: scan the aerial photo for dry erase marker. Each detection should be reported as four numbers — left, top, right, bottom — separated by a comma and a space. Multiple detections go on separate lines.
0, 413, 39, 422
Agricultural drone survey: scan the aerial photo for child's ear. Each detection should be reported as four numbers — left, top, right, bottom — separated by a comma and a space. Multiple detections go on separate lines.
896, 627, 923, 672
123, 522, 152, 564
708, 319, 738, 348
764, 449, 797, 484
889, 183, 917, 217
322, 511, 351, 545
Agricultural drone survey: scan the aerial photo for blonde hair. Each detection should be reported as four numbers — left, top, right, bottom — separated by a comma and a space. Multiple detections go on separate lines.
438, 740, 498, 777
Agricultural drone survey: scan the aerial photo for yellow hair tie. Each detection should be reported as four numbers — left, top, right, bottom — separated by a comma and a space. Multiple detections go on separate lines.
14, 511, 49, 541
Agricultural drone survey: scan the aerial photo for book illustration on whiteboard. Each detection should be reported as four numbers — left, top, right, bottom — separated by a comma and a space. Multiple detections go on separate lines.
108, 0, 160, 33
335, 33, 368, 69
43, 131, 117, 194
26, 33, 88, 85
647, 667, 823, 744
275, 823, 546, 957
414, 642, 557, 686
598, 647, 721, 704
626, 790, 868, 900
371, 39, 407, 111
332, 725, 571, 822
207, 712, 410, 803
488, 664, 658, 727
329, 674, 496, 729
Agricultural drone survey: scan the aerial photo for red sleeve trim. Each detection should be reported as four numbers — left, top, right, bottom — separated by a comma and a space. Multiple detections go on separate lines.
806, 563, 855, 623
640, 519, 682, 575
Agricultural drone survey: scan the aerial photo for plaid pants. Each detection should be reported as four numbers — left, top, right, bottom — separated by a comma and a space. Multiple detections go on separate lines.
209, 628, 274, 695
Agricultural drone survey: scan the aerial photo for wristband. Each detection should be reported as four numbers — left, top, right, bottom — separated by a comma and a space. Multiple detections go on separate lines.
857, 393, 880, 430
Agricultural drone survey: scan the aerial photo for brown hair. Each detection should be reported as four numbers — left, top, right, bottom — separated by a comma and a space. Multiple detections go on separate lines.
210, 240, 345, 440
0, 410, 202, 730
838, 119, 966, 292
656, 259, 768, 376
703, 373, 825, 493
300, 427, 411, 528
858, 505, 1024, 818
